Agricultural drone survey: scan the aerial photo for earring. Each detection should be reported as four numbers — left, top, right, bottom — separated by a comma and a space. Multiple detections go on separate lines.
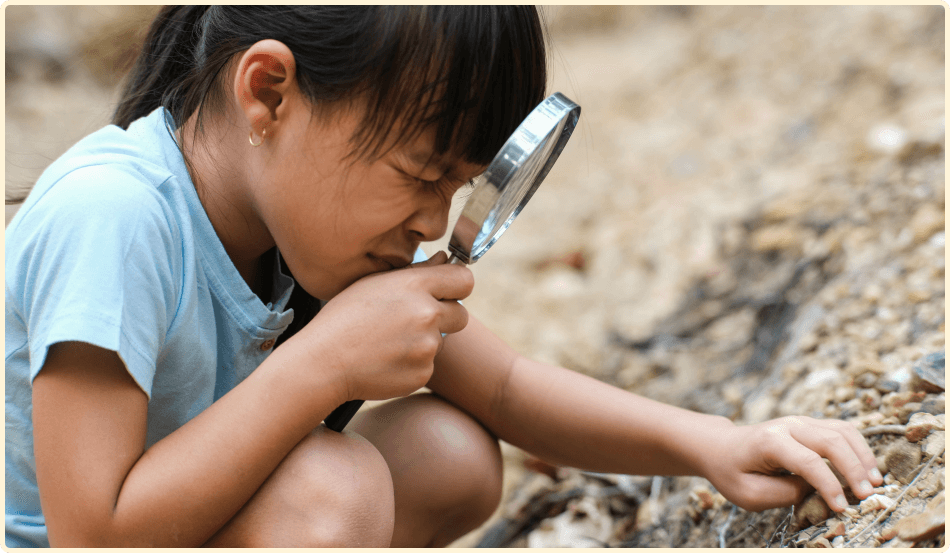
249, 127, 267, 147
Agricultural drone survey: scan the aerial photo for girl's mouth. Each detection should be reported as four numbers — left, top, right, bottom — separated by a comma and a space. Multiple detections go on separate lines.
367, 253, 412, 272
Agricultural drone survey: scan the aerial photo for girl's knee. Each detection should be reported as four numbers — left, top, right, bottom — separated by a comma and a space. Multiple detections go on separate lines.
356, 394, 504, 524
295, 427, 395, 547
414, 395, 504, 512
209, 427, 395, 547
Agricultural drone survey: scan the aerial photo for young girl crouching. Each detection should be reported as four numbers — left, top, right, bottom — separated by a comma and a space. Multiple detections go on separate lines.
5, 6, 882, 548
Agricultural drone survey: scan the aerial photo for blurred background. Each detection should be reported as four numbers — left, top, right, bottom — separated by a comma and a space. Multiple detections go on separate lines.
6, 5, 945, 547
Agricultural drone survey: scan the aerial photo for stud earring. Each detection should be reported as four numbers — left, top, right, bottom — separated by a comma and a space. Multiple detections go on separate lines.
249, 127, 267, 147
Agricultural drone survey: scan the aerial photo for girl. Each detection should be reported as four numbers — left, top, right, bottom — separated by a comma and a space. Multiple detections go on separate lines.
6, 6, 882, 547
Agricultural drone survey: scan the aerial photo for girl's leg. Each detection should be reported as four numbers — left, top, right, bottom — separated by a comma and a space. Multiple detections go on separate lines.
203, 426, 395, 547
349, 393, 504, 547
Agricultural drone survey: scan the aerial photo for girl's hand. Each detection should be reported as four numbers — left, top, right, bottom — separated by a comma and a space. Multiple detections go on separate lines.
703, 416, 883, 512
297, 251, 473, 403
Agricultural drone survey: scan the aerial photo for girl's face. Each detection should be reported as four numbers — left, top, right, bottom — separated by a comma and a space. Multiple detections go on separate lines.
255, 105, 485, 300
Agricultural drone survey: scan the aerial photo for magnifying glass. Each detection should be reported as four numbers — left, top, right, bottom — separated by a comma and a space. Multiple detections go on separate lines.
324, 92, 581, 432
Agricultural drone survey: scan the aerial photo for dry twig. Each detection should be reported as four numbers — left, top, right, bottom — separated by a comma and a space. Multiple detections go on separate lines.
860, 424, 907, 437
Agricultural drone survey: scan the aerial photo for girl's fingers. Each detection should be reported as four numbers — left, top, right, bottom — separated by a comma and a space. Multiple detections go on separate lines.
438, 298, 469, 335
811, 418, 883, 485
740, 473, 811, 511
772, 437, 850, 511
791, 424, 874, 504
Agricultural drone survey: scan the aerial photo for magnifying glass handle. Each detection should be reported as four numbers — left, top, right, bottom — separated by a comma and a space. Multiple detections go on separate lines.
324, 253, 468, 432
323, 399, 363, 432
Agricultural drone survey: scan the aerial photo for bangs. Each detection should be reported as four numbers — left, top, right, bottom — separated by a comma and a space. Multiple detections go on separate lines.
345, 6, 547, 165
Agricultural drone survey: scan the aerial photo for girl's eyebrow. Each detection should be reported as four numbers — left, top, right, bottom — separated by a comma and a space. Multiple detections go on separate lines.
407, 149, 450, 173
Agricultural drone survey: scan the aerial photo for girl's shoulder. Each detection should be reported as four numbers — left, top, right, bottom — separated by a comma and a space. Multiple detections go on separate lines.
8, 110, 188, 243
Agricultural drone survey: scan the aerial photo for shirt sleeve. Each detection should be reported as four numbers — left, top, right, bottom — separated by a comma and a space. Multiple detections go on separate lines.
11, 166, 181, 399
413, 247, 429, 263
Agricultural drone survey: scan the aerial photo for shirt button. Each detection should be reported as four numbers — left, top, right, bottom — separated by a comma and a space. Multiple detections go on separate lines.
260, 339, 276, 351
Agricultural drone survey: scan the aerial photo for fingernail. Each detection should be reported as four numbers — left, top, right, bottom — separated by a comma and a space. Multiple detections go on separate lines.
835, 494, 848, 509
869, 468, 882, 481
858, 480, 873, 494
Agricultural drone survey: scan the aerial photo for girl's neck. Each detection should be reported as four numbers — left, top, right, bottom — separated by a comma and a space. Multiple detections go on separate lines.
176, 114, 277, 296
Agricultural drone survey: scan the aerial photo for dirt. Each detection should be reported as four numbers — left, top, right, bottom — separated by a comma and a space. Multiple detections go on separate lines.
5, 5, 945, 548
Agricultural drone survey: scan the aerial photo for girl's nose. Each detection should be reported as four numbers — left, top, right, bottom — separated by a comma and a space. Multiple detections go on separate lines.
406, 197, 451, 242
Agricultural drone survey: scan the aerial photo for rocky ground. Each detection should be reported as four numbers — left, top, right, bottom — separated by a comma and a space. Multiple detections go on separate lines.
6, 5, 945, 549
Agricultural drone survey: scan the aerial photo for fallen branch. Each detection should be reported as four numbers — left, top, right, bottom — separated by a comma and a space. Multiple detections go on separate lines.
860, 424, 907, 437
718, 504, 738, 547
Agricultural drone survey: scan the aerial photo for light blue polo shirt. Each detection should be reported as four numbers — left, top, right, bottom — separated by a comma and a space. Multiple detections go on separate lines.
4, 108, 297, 547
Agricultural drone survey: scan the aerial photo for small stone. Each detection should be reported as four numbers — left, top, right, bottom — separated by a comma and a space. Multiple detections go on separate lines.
884, 439, 923, 484
920, 396, 945, 414
854, 372, 878, 388
859, 494, 895, 514
928, 490, 945, 510
835, 387, 856, 404
795, 493, 832, 529
875, 380, 900, 394
866, 124, 908, 154
856, 411, 885, 428
911, 352, 945, 393
806, 536, 832, 548
898, 402, 923, 424
916, 468, 945, 496
886, 390, 926, 410
906, 412, 944, 442
689, 484, 717, 511
882, 536, 916, 548
909, 204, 944, 246
751, 224, 802, 253
823, 520, 846, 539
880, 527, 898, 541
894, 508, 945, 542
858, 388, 882, 409
908, 289, 931, 303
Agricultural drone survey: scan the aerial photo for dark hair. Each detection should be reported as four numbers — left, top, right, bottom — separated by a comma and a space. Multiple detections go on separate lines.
114, 6, 547, 165
114, 6, 548, 341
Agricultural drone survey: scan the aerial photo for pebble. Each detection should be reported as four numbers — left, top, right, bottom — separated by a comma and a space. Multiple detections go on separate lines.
906, 412, 944, 442
875, 379, 900, 394
920, 396, 945, 415
866, 124, 908, 154
806, 536, 832, 548
794, 493, 831, 529
884, 439, 922, 484
854, 372, 878, 388
893, 506, 945, 542
909, 203, 944, 246
858, 388, 881, 409
823, 520, 846, 539
911, 351, 945, 392
859, 494, 894, 514
915, 467, 945, 496
750, 223, 802, 253
855, 411, 885, 428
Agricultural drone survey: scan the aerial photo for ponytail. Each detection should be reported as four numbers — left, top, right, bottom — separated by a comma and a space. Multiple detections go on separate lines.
112, 5, 210, 129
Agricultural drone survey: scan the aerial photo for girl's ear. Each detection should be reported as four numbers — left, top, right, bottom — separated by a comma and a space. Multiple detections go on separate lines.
233, 39, 297, 138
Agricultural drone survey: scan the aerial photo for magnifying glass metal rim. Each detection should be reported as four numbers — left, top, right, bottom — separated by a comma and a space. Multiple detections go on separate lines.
448, 92, 581, 264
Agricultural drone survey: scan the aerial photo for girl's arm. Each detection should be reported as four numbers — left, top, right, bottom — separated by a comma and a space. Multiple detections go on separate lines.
32, 340, 344, 547
429, 316, 883, 513
33, 260, 471, 547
